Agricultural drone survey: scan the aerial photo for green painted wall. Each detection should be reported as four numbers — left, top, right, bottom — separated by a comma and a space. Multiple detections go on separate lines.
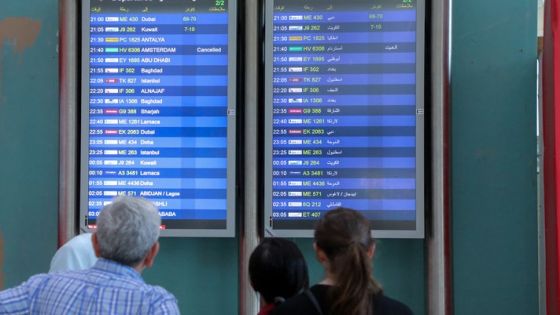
0, 1, 59, 288
451, 0, 538, 314
0, 0, 538, 314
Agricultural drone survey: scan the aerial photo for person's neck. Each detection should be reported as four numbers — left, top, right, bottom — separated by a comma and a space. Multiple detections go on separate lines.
259, 296, 268, 307
133, 262, 145, 273
319, 273, 336, 285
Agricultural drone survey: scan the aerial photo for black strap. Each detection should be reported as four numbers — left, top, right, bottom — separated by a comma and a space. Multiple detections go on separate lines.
304, 290, 324, 315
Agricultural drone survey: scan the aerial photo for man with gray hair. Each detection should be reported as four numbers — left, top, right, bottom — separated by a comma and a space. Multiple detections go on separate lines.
0, 196, 179, 314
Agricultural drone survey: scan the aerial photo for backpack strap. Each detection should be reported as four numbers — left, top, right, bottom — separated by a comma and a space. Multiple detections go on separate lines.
304, 290, 324, 315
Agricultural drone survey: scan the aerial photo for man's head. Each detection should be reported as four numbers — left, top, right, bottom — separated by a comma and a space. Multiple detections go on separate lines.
93, 196, 161, 269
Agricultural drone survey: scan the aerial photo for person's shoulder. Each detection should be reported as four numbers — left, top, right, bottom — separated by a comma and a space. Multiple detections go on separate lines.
49, 233, 96, 272
27, 273, 50, 282
145, 285, 179, 314
24, 272, 54, 289
271, 294, 309, 315
145, 284, 177, 301
272, 285, 328, 315
0, 273, 52, 296
374, 293, 414, 315
31, 269, 90, 288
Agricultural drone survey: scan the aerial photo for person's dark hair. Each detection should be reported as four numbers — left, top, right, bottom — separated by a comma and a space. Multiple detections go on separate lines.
314, 207, 381, 315
249, 238, 309, 305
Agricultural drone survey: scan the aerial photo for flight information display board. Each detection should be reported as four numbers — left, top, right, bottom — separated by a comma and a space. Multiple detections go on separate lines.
264, 0, 424, 238
80, 0, 236, 237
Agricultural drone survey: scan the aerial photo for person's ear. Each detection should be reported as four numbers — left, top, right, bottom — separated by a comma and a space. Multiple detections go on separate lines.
92, 233, 102, 258
367, 242, 376, 259
143, 241, 160, 269
313, 242, 328, 264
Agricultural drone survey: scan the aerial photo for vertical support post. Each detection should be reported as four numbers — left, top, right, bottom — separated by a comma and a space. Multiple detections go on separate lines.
538, 54, 546, 315
542, 0, 560, 313
239, 0, 260, 314
427, 0, 453, 314
59, 0, 78, 247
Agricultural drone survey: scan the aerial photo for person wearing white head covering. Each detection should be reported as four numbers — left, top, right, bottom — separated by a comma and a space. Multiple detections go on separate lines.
49, 233, 97, 273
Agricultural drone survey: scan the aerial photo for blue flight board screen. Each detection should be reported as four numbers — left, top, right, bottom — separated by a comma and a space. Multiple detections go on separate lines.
81, 0, 236, 237
264, 0, 424, 238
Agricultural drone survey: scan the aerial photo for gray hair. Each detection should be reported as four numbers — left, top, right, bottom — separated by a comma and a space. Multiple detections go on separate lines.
96, 196, 161, 266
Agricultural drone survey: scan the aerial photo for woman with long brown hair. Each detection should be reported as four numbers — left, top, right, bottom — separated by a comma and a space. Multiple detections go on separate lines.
273, 208, 412, 315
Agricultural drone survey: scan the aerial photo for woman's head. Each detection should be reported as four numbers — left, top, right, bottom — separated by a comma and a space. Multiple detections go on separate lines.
314, 207, 374, 262
314, 207, 380, 315
249, 238, 309, 305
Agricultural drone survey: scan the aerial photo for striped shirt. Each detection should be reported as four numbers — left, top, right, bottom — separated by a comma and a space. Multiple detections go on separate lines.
0, 259, 179, 314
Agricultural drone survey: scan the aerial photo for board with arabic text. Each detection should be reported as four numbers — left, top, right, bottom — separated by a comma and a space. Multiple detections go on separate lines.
264, 0, 425, 238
